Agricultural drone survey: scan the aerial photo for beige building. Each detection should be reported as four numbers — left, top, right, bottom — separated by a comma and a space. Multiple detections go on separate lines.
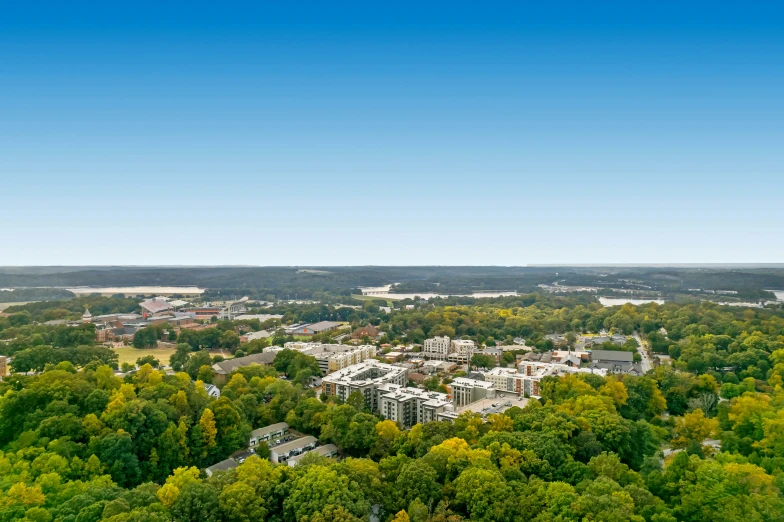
449, 339, 476, 363
423, 336, 452, 360
281, 342, 377, 374
450, 377, 495, 407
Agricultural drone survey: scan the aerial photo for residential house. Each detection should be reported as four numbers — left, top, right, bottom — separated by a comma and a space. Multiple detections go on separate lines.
203, 383, 220, 398
249, 422, 289, 447
352, 324, 380, 339
286, 444, 338, 466
269, 436, 318, 463
205, 459, 238, 477
211, 352, 277, 384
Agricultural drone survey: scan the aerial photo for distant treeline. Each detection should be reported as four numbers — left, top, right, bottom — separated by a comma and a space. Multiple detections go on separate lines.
1, 266, 783, 301
3, 295, 140, 322
0, 287, 75, 303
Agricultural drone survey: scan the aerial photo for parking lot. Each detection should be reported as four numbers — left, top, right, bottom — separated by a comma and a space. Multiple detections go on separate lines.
267, 434, 298, 448
455, 397, 526, 416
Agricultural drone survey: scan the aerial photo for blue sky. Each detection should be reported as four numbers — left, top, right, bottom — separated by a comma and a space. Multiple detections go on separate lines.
2, 1, 783, 265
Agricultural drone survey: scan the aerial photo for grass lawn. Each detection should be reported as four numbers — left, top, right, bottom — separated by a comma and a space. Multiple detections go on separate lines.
0, 301, 37, 311
112, 345, 231, 366
350, 294, 398, 305
113, 345, 177, 366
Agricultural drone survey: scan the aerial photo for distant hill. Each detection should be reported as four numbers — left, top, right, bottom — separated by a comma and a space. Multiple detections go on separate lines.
0, 287, 76, 303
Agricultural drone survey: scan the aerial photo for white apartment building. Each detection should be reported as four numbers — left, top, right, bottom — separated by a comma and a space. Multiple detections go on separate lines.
377, 383, 450, 429
423, 336, 452, 360
322, 360, 408, 411
449, 339, 476, 363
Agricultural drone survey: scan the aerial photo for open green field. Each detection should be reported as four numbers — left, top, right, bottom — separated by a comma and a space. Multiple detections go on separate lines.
112, 345, 177, 366
112, 345, 230, 367
350, 294, 397, 305
0, 301, 37, 311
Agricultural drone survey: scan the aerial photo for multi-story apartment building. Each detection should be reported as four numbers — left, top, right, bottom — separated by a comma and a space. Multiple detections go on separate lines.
322, 360, 408, 411
449, 339, 476, 363
321, 345, 377, 373
480, 363, 607, 398
480, 367, 541, 397
450, 377, 496, 407
377, 383, 450, 429
423, 336, 452, 360
280, 342, 377, 374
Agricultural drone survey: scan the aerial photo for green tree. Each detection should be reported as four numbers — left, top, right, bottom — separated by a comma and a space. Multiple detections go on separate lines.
169, 343, 192, 372
218, 482, 267, 522
133, 327, 158, 348
171, 482, 221, 522
471, 353, 495, 369
283, 465, 369, 521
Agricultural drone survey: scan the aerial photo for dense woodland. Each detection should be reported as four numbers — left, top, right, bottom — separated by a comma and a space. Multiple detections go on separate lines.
1, 287, 784, 520
0, 289, 76, 304
2, 266, 784, 301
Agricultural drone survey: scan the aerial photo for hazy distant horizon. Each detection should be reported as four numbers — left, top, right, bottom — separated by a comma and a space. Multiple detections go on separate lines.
3, 264, 784, 270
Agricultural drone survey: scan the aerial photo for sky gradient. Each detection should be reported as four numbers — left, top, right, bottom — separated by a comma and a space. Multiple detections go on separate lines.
2, 2, 783, 265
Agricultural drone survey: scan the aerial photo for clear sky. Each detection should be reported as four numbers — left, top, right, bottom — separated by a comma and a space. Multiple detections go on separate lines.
2, 1, 783, 265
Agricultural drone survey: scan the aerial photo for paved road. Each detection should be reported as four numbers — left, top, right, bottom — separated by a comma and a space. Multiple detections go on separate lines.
633, 332, 652, 373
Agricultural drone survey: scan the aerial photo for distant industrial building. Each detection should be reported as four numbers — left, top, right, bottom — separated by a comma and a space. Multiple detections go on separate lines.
589, 350, 639, 374
185, 298, 249, 321
234, 314, 284, 322
240, 330, 273, 343
140, 298, 172, 317
287, 321, 341, 336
